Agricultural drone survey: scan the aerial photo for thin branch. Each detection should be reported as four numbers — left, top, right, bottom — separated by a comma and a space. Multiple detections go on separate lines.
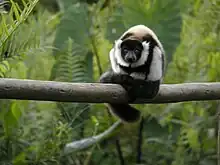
107, 105, 125, 165
103, 88, 125, 165
63, 120, 122, 155
90, 32, 103, 76
115, 139, 125, 165
0, 78, 220, 104
136, 116, 144, 164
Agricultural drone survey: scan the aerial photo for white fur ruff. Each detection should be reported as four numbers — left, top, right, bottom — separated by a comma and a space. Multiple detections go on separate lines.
109, 40, 126, 74
114, 40, 129, 68
147, 46, 163, 81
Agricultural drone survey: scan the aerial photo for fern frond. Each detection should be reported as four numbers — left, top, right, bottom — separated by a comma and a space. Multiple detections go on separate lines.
51, 38, 91, 138
0, 0, 39, 49
0, 59, 10, 77
52, 38, 88, 83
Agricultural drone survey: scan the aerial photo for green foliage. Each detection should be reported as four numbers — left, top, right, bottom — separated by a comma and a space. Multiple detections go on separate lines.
0, 0, 219, 165
53, 2, 91, 53
0, 0, 39, 54
158, 1, 219, 164
0, 1, 64, 164
0, 60, 10, 77
105, 0, 191, 61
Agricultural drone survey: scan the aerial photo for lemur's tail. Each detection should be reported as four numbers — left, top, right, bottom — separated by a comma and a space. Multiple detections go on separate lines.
107, 103, 141, 123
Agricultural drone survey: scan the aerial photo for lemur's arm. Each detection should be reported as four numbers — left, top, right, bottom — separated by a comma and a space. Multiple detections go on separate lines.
99, 69, 136, 102
99, 69, 133, 85
99, 70, 160, 102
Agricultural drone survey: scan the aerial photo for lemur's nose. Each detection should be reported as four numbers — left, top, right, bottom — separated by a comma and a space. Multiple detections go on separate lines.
126, 55, 136, 63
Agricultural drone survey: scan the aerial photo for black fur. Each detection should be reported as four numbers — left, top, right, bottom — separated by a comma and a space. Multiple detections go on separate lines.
142, 34, 158, 79
99, 70, 141, 122
107, 104, 141, 123
99, 69, 160, 123
121, 32, 134, 40
120, 40, 143, 63
121, 39, 143, 50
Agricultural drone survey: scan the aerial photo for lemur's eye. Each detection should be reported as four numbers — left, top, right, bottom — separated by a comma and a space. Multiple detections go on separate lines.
134, 48, 141, 54
123, 48, 129, 54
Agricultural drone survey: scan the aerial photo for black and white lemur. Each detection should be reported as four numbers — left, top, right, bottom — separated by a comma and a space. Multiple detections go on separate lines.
99, 25, 166, 123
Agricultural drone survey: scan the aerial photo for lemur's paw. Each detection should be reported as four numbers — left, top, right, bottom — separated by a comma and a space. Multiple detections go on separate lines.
124, 86, 137, 103
111, 74, 134, 85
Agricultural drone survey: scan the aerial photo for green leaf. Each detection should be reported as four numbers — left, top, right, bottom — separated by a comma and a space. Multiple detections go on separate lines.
3, 106, 18, 137
9, 60, 27, 78
13, 152, 27, 165
0, 60, 10, 77
11, 101, 22, 122
58, 0, 79, 10
187, 128, 200, 150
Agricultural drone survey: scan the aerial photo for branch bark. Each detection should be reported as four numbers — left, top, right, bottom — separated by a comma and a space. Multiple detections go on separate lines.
63, 120, 122, 155
0, 78, 220, 104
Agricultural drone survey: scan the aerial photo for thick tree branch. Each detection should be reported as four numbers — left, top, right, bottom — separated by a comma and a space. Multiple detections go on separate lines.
0, 78, 220, 104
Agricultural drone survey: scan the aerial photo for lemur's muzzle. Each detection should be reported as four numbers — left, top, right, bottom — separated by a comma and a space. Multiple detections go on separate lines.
125, 53, 137, 63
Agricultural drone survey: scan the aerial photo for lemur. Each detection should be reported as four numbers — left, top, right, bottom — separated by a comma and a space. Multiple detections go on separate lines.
99, 25, 165, 123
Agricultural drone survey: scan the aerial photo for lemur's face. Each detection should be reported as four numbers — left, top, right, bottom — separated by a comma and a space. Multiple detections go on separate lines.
120, 39, 143, 64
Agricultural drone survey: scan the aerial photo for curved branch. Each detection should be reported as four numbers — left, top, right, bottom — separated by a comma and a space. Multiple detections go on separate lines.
0, 78, 220, 104
63, 120, 122, 155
